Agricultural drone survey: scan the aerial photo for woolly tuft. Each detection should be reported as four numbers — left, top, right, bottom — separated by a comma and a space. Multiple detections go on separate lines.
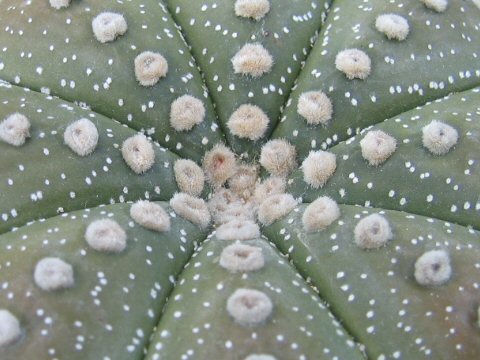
202, 144, 237, 187
64, 118, 99, 156
234, 0, 270, 20
174, 159, 205, 197
134, 51, 168, 87
354, 213, 393, 249
216, 220, 260, 241
414, 249, 452, 286
302, 150, 336, 189
422, 120, 458, 155
0, 112, 30, 146
130, 200, 171, 232
259, 139, 297, 176
0, 310, 21, 347
302, 197, 340, 233
85, 218, 127, 253
49, 0, 70, 10
232, 43, 273, 78
360, 130, 397, 166
170, 193, 211, 229
257, 193, 297, 226
92, 12, 127, 43
170, 95, 205, 132
375, 14, 410, 41
253, 176, 286, 205
335, 48, 371, 80
219, 243, 265, 273
297, 91, 333, 125
34, 257, 74, 291
226, 288, 273, 326
121, 134, 155, 174
228, 104, 269, 141
421, 0, 448, 13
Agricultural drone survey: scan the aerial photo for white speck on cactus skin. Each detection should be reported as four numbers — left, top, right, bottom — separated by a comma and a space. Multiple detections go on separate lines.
34, 257, 74, 291
257, 193, 297, 226
414, 249, 452, 286
121, 134, 155, 174
297, 91, 333, 126
302, 196, 340, 233
219, 243, 265, 272
170, 95, 205, 132
92, 12, 127, 43
422, 120, 458, 155
134, 51, 168, 87
260, 139, 297, 176
85, 218, 127, 253
375, 14, 410, 41
216, 220, 260, 241
0, 310, 21, 347
174, 159, 205, 197
130, 200, 171, 232
231, 43, 273, 78
302, 150, 336, 189
335, 49, 372, 80
421, 0, 448, 13
234, 0, 270, 21
63, 118, 99, 156
170, 193, 211, 229
0, 113, 30, 146
228, 104, 269, 141
360, 130, 397, 166
226, 288, 273, 326
354, 213, 393, 250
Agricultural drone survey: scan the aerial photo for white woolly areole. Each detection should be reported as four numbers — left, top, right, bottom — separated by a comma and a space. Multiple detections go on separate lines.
228, 164, 258, 199
208, 188, 241, 215
473, 0, 480, 10
354, 213, 393, 249
232, 43, 273, 78
421, 0, 448, 12
49, 0, 70, 9
170, 193, 211, 228
302, 150, 336, 189
227, 288, 273, 326
92, 12, 127, 43
253, 176, 286, 204
170, 95, 205, 131
375, 14, 410, 41
414, 250, 452, 286
85, 218, 127, 253
244, 355, 277, 360
259, 139, 297, 176
130, 200, 171, 232
174, 159, 205, 196
335, 48, 371, 80
234, 0, 270, 20
0, 310, 21, 347
422, 120, 458, 155
64, 118, 99, 156
258, 193, 297, 226
0, 113, 31, 146
360, 130, 397, 166
121, 134, 155, 174
228, 104, 269, 141
220, 243, 265, 272
297, 91, 333, 125
216, 220, 260, 241
134, 51, 168, 87
302, 196, 340, 233
34, 257, 74, 291
202, 144, 237, 187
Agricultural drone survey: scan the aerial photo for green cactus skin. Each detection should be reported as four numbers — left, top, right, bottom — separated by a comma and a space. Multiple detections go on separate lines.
263, 204, 480, 359
0, 0, 224, 161
145, 237, 365, 360
272, 0, 480, 159
0, 202, 209, 360
0, 0, 479, 359
0, 83, 180, 234
285, 87, 480, 229
165, 0, 331, 156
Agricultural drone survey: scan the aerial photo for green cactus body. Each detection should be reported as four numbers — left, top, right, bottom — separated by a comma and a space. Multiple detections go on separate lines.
0, 0, 479, 359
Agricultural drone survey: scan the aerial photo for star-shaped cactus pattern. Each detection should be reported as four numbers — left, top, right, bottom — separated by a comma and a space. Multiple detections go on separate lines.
0, 1, 479, 359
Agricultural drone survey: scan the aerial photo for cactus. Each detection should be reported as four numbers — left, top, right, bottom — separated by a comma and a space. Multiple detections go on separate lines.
0, 0, 479, 359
